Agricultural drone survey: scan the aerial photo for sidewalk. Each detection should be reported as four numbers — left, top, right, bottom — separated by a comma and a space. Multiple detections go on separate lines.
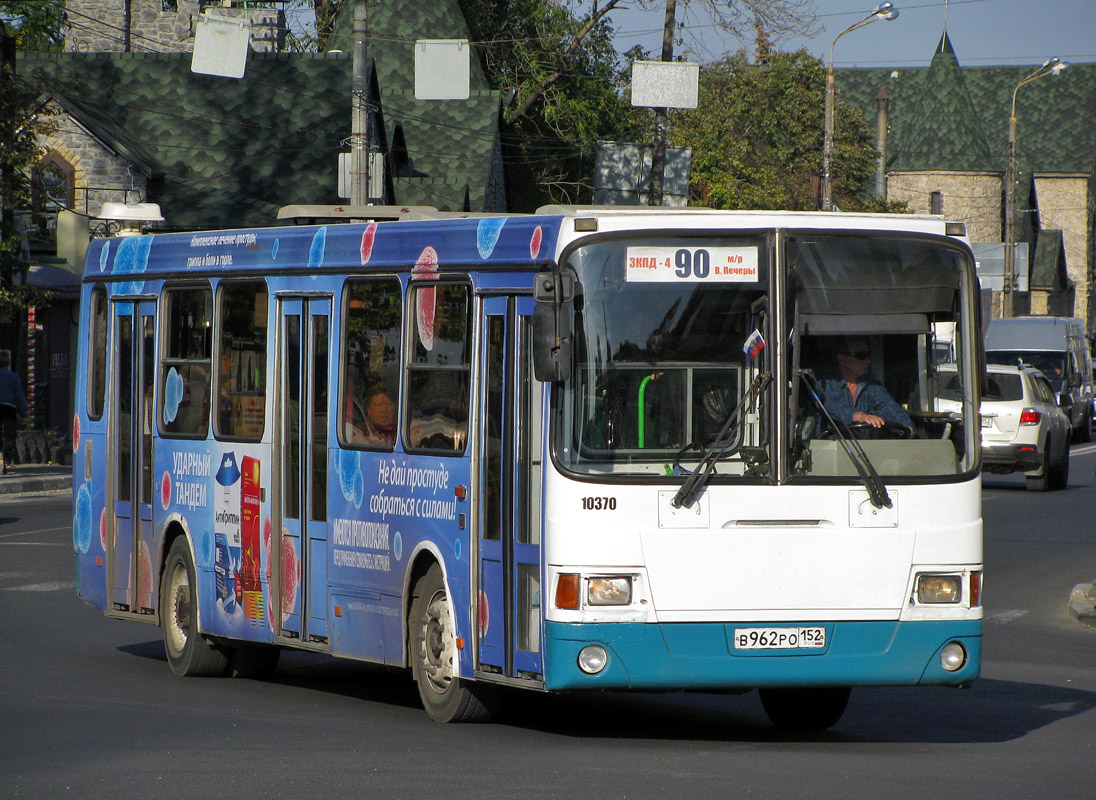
0, 464, 73, 496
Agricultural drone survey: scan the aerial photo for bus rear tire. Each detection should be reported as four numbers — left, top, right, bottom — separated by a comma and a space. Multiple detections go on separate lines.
409, 563, 499, 723
759, 686, 851, 731
161, 537, 229, 677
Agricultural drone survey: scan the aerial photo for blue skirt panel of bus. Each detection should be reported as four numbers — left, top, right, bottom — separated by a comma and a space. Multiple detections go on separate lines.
542, 620, 982, 689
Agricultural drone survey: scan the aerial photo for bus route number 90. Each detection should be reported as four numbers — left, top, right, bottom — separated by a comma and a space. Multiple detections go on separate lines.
581, 496, 617, 511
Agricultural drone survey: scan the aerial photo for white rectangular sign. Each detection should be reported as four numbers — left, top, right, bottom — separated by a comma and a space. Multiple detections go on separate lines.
625, 246, 759, 283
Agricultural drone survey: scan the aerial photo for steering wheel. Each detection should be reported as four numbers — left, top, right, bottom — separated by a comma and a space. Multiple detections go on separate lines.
824, 421, 912, 440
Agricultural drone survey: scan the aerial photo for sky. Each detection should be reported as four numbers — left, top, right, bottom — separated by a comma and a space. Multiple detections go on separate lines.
607, 0, 1096, 68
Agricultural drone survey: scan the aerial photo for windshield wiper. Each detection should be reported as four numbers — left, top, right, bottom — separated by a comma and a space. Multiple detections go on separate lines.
799, 370, 892, 510
672, 372, 772, 509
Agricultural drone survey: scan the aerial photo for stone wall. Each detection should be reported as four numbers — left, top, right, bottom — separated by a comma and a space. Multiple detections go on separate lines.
886, 170, 1003, 245
1034, 174, 1092, 327
66, 0, 285, 54
41, 104, 150, 218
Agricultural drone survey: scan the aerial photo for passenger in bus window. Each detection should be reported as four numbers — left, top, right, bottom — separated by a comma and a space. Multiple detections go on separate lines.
817, 336, 912, 433
354, 388, 397, 447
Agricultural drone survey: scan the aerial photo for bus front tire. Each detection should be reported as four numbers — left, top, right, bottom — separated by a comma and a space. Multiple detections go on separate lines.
759, 686, 851, 731
161, 537, 229, 677
409, 563, 499, 723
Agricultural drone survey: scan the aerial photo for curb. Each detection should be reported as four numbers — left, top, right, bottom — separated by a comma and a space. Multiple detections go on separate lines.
0, 474, 72, 496
1068, 581, 1096, 628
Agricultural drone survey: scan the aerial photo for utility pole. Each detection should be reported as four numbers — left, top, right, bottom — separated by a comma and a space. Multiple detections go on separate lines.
647, 0, 675, 207
350, 0, 369, 206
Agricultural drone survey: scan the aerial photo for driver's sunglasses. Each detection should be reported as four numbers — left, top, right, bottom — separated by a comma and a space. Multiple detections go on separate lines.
842, 350, 871, 360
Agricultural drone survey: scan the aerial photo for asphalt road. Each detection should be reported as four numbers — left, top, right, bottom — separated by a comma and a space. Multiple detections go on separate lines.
2, 448, 1095, 799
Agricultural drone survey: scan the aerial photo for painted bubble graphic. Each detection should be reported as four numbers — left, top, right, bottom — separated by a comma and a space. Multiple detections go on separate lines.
308, 227, 328, 270
164, 368, 184, 423
72, 414, 81, 453
99, 508, 107, 550
360, 222, 379, 264
530, 225, 543, 259
476, 217, 506, 259
98, 241, 111, 273
338, 448, 360, 501
393, 531, 403, 562
280, 530, 300, 623
352, 470, 365, 510
74, 483, 93, 554
137, 540, 154, 610
114, 235, 152, 294
412, 247, 439, 352
478, 589, 489, 638
454, 537, 462, 560
160, 470, 172, 510
199, 527, 215, 569
272, 239, 280, 260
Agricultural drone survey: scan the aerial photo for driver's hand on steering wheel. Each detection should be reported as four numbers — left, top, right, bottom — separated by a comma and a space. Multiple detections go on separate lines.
852, 411, 887, 428
852, 412, 914, 437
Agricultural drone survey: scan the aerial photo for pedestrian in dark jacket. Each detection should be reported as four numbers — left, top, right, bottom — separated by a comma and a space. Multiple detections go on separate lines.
0, 351, 28, 473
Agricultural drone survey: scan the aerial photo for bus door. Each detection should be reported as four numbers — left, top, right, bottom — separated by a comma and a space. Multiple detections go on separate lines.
109, 300, 157, 614
477, 295, 543, 679
274, 297, 331, 644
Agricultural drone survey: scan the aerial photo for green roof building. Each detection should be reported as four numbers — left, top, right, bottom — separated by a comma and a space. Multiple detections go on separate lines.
837, 31, 1096, 328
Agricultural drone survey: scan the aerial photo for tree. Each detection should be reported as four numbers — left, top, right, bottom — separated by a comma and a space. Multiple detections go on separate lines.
460, 0, 640, 208
669, 48, 892, 211
0, 2, 65, 52
0, 18, 56, 330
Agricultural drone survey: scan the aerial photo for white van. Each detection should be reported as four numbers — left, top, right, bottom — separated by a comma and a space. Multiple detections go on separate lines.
985, 316, 1095, 442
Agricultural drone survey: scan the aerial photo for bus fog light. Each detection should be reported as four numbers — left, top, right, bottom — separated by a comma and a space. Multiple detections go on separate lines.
577, 645, 608, 674
588, 577, 632, 606
940, 642, 966, 672
917, 574, 961, 604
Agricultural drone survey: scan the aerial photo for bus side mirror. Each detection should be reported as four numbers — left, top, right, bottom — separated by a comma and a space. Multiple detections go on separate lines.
532, 302, 572, 382
532, 271, 574, 383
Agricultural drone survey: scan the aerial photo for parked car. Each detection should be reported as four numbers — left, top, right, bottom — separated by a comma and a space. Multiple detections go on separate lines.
938, 364, 1070, 491
984, 316, 1094, 442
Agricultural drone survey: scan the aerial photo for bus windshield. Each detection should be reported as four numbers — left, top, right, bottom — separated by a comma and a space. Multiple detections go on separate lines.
557, 234, 772, 478
553, 231, 978, 482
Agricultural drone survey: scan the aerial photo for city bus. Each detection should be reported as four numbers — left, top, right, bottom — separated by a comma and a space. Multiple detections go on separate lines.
72, 207, 983, 730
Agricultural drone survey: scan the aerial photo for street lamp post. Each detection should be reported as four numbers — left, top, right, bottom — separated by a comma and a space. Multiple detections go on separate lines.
1003, 57, 1066, 317
822, 3, 899, 211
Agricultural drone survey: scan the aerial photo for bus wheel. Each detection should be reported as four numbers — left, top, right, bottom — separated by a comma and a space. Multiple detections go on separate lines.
161, 537, 229, 677
409, 563, 499, 723
759, 687, 851, 731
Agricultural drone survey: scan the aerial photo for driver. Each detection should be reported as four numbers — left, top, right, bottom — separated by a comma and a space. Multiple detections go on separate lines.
817, 336, 912, 433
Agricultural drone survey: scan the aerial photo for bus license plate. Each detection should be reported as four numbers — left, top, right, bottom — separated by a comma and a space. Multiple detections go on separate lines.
733, 626, 826, 650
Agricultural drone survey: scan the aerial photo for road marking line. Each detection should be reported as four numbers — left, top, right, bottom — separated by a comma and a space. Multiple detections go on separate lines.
0, 527, 70, 540
1, 580, 75, 592
1071, 443, 1096, 456
0, 542, 69, 547
985, 609, 1028, 625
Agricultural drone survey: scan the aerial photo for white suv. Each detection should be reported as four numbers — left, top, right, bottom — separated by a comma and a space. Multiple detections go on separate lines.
939, 364, 1070, 491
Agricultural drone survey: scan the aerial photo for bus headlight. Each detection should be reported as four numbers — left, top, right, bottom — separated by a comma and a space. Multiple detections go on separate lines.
916, 574, 962, 604
578, 645, 608, 674
588, 577, 632, 606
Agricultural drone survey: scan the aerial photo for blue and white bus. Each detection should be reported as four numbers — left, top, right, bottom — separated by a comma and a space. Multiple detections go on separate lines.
73, 207, 983, 729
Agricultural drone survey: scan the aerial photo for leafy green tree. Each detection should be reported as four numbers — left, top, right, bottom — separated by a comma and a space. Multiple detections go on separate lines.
0, 2, 65, 52
669, 47, 892, 211
0, 18, 56, 329
460, 0, 641, 208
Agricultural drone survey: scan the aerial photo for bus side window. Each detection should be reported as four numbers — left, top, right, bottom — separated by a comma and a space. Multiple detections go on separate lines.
88, 285, 108, 420
405, 283, 471, 453
342, 278, 403, 449
161, 284, 213, 438
215, 281, 268, 440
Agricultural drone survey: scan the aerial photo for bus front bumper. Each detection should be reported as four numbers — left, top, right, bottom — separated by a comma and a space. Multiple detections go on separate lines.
543, 619, 981, 690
